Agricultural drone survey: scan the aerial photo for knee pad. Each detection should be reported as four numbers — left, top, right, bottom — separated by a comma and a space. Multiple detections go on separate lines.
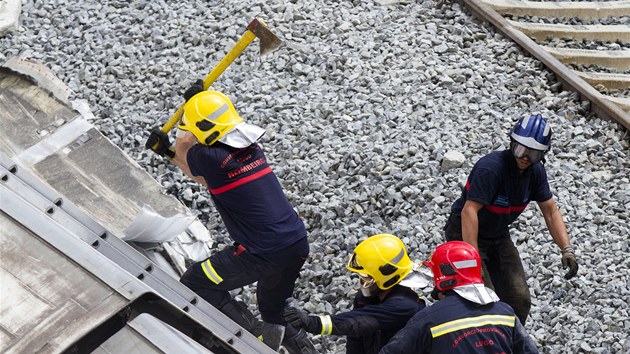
261, 323, 285, 351
219, 300, 264, 337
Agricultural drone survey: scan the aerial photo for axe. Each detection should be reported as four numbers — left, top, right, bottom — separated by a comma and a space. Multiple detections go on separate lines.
155, 18, 282, 137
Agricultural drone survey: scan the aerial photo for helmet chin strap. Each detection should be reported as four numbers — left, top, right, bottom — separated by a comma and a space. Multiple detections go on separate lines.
359, 279, 379, 297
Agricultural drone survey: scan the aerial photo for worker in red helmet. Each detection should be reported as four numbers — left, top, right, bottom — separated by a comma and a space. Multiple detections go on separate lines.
381, 241, 539, 354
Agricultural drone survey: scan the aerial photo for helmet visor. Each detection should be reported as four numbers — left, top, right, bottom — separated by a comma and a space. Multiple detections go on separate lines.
347, 253, 361, 270
511, 142, 545, 164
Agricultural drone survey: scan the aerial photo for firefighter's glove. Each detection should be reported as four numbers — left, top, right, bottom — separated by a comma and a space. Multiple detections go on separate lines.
561, 245, 578, 280
284, 307, 320, 334
430, 287, 441, 301
145, 127, 175, 158
183, 79, 205, 102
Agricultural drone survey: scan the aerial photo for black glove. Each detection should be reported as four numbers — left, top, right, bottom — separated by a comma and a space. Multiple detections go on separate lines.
183, 79, 205, 102
561, 246, 578, 280
284, 307, 321, 334
430, 287, 441, 301
145, 127, 175, 158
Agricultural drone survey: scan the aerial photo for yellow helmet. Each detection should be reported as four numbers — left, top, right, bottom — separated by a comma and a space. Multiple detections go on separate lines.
179, 90, 243, 146
346, 234, 413, 290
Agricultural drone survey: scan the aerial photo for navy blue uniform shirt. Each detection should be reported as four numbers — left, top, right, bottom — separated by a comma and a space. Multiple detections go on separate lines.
331, 285, 425, 354
187, 142, 306, 254
450, 150, 552, 237
380, 292, 539, 354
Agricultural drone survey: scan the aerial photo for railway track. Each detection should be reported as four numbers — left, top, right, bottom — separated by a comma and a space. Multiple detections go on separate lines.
460, 0, 630, 131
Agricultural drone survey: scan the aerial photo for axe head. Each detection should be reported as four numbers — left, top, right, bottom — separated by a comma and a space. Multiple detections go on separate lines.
247, 18, 283, 57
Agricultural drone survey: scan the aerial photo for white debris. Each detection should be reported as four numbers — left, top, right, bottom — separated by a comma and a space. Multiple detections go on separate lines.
0, 0, 20, 36
123, 204, 195, 243
441, 150, 466, 172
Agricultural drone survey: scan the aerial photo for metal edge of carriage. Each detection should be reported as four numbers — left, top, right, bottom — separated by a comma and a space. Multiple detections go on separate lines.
0, 151, 275, 354
0, 61, 274, 353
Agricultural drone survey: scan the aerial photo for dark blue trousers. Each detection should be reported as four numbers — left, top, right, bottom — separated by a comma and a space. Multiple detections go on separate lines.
444, 213, 531, 325
180, 237, 309, 324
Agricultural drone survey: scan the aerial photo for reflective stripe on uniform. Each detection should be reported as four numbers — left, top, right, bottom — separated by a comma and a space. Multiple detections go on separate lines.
209, 166, 273, 195
201, 259, 223, 284
319, 315, 333, 335
430, 314, 515, 338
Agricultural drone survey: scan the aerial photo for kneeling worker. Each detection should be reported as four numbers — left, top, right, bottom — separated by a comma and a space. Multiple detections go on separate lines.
381, 241, 538, 353
284, 234, 426, 354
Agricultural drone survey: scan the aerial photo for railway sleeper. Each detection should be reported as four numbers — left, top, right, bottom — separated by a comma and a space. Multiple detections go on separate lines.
543, 47, 630, 72
573, 70, 630, 90
508, 21, 630, 43
483, 0, 630, 20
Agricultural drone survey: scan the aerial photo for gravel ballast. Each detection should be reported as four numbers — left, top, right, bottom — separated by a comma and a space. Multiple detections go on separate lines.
1, 1, 629, 353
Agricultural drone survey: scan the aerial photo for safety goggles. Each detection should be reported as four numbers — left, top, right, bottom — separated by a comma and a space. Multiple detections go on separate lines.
347, 253, 361, 270
511, 142, 546, 164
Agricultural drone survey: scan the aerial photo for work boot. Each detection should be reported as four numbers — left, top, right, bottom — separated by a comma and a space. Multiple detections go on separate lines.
282, 328, 317, 354
261, 322, 285, 351
219, 300, 264, 337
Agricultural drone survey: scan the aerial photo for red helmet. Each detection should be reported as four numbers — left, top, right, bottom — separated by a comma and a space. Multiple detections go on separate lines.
423, 241, 483, 291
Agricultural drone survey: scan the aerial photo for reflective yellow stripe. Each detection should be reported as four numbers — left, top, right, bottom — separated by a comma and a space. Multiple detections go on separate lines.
430, 315, 515, 338
319, 315, 333, 335
201, 259, 223, 284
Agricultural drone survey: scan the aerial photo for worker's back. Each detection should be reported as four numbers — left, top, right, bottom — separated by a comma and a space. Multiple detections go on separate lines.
381, 291, 538, 353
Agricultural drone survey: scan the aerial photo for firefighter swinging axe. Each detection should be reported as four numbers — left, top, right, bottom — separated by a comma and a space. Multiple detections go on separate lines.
149, 18, 282, 152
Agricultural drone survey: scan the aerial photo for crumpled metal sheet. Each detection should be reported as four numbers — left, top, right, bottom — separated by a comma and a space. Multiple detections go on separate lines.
0, 0, 21, 36
0, 57, 214, 276
123, 204, 196, 243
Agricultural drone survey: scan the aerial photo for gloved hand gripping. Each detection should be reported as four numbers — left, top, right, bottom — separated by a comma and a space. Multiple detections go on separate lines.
283, 307, 321, 334
145, 127, 175, 158
183, 79, 205, 102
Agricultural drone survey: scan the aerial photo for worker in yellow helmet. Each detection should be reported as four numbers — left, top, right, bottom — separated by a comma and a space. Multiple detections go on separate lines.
284, 234, 426, 354
146, 80, 315, 353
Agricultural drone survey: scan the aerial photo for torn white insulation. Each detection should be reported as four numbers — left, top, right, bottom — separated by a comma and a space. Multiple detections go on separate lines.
123, 204, 195, 243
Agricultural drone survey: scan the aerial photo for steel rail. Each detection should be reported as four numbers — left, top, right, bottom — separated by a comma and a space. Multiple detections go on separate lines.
460, 0, 630, 131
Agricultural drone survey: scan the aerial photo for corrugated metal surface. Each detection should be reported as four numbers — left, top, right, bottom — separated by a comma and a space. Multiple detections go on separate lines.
0, 62, 190, 236
0, 164, 156, 352
0, 59, 274, 353
0, 208, 139, 353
